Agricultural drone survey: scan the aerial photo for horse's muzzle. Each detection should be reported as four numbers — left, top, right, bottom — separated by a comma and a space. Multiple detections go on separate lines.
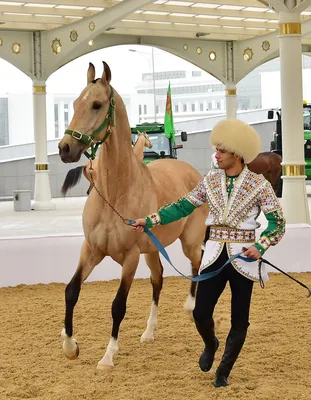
58, 141, 84, 163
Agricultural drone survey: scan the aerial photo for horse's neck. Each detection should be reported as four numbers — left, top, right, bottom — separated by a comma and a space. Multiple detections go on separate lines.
97, 92, 145, 200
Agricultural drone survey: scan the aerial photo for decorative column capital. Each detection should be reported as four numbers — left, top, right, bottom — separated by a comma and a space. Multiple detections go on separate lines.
33, 85, 46, 93
35, 163, 49, 171
279, 22, 301, 35
225, 89, 237, 96
282, 165, 305, 176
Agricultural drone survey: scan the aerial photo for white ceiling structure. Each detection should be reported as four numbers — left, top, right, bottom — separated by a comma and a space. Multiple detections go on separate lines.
1, 0, 311, 42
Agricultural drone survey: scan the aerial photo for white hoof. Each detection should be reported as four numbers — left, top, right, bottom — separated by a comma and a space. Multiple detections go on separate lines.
98, 337, 118, 369
183, 295, 195, 321
61, 328, 79, 360
97, 359, 114, 370
140, 329, 155, 343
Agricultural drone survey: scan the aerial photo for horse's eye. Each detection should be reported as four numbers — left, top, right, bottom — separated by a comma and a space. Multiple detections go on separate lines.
93, 102, 102, 110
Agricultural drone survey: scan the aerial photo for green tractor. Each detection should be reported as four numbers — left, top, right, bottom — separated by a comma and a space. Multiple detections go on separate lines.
268, 102, 311, 180
131, 122, 187, 164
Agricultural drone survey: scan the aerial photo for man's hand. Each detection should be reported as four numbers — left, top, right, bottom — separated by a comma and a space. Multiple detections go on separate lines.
131, 218, 146, 233
242, 246, 262, 260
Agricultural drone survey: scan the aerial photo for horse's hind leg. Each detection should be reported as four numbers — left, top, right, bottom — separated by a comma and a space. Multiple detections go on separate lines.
141, 252, 163, 342
180, 235, 204, 319
97, 248, 140, 369
61, 240, 104, 360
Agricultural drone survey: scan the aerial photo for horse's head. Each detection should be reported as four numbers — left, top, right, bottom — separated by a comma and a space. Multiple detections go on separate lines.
58, 62, 113, 163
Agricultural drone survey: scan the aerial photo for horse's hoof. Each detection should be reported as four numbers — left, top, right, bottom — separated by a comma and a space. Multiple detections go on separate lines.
140, 334, 154, 343
140, 329, 155, 343
63, 340, 79, 360
61, 328, 79, 360
97, 362, 114, 370
183, 295, 195, 321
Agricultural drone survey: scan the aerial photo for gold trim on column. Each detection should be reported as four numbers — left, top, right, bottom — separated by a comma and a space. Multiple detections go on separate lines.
279, 23, 301, 35
33, 86, 46, 93
35, 164, 49, 171
225, 89, 236, 96
283, 165, 305, 176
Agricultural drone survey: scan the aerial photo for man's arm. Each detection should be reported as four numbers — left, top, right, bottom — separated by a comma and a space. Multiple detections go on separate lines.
145, 177, 207, 228
253, 182, 286, 256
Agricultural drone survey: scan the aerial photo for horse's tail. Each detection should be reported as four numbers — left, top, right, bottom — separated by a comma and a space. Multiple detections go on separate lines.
61, 166, 84, 196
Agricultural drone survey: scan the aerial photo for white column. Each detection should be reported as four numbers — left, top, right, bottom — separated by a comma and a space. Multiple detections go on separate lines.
278, 13, 310, 224
225, 84, 237, 119
32, 81, 55, 211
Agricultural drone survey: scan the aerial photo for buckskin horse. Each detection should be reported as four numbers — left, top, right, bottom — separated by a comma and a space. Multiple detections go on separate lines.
62, 151, 282, 198
58, 62, 208, 368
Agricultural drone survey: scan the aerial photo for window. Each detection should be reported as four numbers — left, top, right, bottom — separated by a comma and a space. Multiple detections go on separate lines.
64, 103, 69, 130
139, 105, 142, 115
144, 105, 147, 114
191, 104, 195, 112
175, 104, 179, 113
216, 102, 221, 110
183, 104, 187, 112
208, 102, 212, 110
192, 71, 201, 77
54, 104, 59, 139
0, 98, 9, 145
199, 103, 204, 111
137, 83, 225, 96
156, 105, 159, 114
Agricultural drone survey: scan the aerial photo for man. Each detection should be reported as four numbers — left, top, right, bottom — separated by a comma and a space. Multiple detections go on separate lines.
132, 119, 285, 388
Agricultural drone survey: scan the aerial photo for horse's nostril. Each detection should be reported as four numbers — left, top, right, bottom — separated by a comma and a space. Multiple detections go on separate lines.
63, 144, 70, 154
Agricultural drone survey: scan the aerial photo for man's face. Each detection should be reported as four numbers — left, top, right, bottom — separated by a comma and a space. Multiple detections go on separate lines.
215, 147, 239, 170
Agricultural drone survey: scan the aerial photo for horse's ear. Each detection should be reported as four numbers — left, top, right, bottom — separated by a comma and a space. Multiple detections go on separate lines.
87, 63, 95, 85
102, 61, 111, 84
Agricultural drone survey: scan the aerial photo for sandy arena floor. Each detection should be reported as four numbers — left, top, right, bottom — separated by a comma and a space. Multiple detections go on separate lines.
1, 273, 311, 400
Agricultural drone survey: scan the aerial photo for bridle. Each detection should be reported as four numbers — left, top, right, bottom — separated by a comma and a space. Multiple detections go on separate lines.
64, 85, 115, 160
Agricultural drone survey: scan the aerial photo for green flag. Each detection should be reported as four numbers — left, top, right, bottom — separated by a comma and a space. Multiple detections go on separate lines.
164, 83, 175, 144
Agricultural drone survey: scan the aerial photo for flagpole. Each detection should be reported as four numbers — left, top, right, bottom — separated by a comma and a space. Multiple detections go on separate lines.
151, 47, 156, 122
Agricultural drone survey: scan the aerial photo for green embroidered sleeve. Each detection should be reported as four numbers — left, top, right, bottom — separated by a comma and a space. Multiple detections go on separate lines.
144, 177, 208, 228
254, 182, 286, 255
145, 198, 196, 228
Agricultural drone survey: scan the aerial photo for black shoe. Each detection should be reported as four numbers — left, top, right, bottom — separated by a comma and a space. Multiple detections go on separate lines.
199, 337, 219, 372
214, 372, 229, 388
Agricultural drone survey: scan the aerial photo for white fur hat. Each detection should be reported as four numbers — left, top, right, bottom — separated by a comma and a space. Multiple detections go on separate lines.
210, 119, 260, 164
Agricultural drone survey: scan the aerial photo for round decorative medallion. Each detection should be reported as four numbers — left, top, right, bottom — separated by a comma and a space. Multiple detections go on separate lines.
0, 38, 3, 47
12, 42, 21, 55
183, 44, 188, 51
262, 40, 270, 52
243, 47, 253, 62
89, 21, 95, 31
209, 50, 216, 61
88, 40, 95, 46
69, 30, 78, 43
52, 38, 62, 54
196, 47, 202, 55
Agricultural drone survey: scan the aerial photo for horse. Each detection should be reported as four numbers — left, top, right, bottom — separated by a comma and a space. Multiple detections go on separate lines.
62, 149, 282, 199
247, 152, 282, 197
58, 62, 209, 369
61, 130, 152, 196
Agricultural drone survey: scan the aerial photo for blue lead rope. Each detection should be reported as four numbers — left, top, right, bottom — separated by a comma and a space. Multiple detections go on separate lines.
127, 220, 255, 282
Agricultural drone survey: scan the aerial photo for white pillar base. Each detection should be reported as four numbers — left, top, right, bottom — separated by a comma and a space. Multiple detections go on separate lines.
282, 177, 310, 224
33, 170, 56, 211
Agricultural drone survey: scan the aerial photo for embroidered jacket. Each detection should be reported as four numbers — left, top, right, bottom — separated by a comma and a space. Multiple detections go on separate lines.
145, 166, 286, 282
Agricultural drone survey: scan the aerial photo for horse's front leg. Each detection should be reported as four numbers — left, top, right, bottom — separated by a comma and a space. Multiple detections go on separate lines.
61, 240, 104, 360
97, 248, 140, 369
141, 252, 163, 342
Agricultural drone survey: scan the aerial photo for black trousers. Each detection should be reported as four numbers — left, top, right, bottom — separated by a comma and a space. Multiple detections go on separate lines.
193, 246, 254, 330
